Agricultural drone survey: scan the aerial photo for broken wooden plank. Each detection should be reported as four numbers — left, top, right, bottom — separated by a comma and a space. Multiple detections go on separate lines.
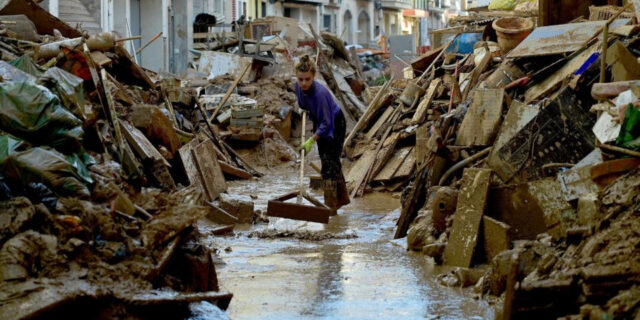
205, 202, 239, 225
443, 168, 492, 268
179, 139, 203, 190
369, 132, 401, 178
90, 51, 112, 67
119, 119, 171, 167
218, 161, 252, 179
463, 51, 491, 100
191, 140, 227, 201
343, 77, 394, 149
365, 106, 394, 140
524, 41, 599, 103
482, 216, 511, 263
392, 149, 416, 180
373, 147, 412, 182
266, 199, 331, 224
456, 88, 505, 146
606, 40, 640, 82
412, 79, 441, 123
394, 162, 430, 239
345, 149, 377, 191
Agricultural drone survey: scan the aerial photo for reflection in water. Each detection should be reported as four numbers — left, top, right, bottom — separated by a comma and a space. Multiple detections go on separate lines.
202, 169, 495, 320
304, 245, 344, 317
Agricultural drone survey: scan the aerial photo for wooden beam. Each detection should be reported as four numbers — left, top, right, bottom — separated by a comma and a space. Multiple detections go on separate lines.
267, 199, 331, 224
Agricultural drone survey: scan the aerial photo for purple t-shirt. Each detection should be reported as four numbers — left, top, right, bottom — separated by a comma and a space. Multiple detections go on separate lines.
295, 81, 340, 139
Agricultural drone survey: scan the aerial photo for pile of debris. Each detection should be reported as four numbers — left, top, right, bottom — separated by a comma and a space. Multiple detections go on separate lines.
0, 2, 260, 318
341, 3, 640, 319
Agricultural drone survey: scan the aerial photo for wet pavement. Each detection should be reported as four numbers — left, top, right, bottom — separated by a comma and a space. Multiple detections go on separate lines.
198, 168, 495, 320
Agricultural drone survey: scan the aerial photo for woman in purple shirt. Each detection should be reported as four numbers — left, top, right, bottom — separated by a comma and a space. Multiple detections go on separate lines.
295, 56, 350, 211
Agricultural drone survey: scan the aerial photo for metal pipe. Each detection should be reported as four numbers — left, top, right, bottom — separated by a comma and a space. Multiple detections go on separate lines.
438, 147, 491, 186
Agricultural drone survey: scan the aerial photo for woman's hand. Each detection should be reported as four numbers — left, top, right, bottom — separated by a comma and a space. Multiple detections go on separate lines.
301, 137, 315, 153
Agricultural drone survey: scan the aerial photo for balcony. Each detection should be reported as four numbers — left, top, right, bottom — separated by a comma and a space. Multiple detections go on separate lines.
381, 0, 412, 11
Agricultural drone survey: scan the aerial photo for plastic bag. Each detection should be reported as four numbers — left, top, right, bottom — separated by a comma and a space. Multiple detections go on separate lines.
10, 55, 44, 78
0, 81, 83, 153
0, 61, 36, 83
38, 67, 86, 117
488, 0, 535, 11
616, 104, 640, 150
0, 147, 90, 198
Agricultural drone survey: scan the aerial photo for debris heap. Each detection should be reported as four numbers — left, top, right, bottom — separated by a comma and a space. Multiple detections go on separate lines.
341, 4, 640, 319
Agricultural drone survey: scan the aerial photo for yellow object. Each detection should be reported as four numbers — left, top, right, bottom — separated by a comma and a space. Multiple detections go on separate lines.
488, 0, 535, 11
302, 137, 314, 154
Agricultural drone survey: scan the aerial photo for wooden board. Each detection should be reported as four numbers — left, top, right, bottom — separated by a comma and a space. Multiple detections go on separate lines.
218, 161, 252, 179
119, 119, 170, 167
365, 106, 394, 140
607, 40, 640, 82
463, 50, 492, 100
412, 79, 441, 123
179, 139, 202, 190
524, 42, 599, 104
443, 168, 492, 268
90, 51, 112, 67
455, 88, 504, 146
373, 147, 412, 182
345, 149, 377, 191
392, 149, 416, 180
487, 101, 539, 172
482, 216, 511, 263
192, 140, 227, 201
369, 132, 401, 181
267, 200, 331, 224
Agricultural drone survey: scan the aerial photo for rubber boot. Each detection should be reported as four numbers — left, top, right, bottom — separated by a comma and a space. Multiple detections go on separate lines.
323, 179, 339, 215
336, 175, 350, 209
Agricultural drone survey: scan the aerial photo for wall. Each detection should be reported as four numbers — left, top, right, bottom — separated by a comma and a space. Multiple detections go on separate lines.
171, 0, 192, 74
140, 0, 165, 72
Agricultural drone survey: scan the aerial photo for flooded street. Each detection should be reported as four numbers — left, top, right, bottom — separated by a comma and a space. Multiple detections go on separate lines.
199, 168, 495, 320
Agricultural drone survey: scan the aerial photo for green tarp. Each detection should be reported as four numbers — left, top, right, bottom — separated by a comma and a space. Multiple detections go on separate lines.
9, 55, 44, 78
0, 81, 83, 153
38, 67, 85, 117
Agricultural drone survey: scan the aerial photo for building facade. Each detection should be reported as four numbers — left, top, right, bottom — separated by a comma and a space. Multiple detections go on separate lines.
41, 0, 425, 74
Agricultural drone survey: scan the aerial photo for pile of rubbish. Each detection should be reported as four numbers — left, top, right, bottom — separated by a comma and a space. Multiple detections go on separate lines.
340, 4, 640, 319
0, 2, 373, 317
0, 3, 249, 319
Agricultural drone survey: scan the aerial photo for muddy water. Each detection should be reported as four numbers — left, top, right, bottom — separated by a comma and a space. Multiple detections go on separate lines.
198, 169, 495, 320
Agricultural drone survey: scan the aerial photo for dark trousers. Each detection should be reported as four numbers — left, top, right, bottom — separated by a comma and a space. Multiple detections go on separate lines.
316, 110, 346, 180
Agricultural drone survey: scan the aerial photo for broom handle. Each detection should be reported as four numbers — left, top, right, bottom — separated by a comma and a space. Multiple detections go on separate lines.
298, 112, 306, 203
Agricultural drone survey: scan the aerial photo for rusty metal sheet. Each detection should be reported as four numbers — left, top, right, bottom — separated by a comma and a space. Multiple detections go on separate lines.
507, 19, 630, 58
267, 200, 331, 224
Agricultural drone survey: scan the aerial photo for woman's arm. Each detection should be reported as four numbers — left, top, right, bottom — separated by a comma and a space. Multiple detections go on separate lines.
314, 94, 335, 140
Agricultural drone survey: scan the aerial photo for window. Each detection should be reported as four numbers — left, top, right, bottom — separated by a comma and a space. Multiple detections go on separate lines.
243, 1, 247, 16
284, 7, 291, 17
323, 14, 331, 32
261, 1, 266, 17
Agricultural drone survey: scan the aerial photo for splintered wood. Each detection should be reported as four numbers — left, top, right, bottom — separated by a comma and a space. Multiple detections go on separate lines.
443, 168, 492, 268
412, 79, 441, 123
179, 139, 227, 201
455, 88, 504, 146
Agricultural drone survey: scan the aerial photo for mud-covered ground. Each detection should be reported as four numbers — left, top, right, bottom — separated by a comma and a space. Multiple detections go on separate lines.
197, 163, 495, 320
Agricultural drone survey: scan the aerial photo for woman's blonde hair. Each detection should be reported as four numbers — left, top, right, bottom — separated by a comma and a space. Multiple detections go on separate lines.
295, 55, 316, 74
